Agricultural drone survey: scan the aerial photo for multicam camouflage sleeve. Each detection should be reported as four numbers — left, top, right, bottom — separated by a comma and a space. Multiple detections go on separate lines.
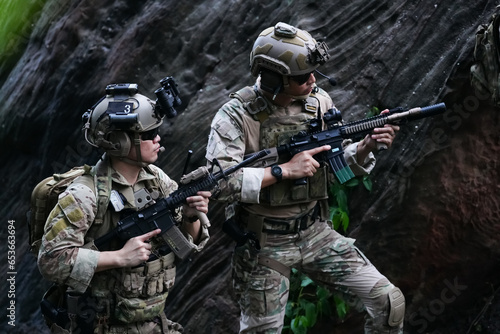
205, 98, 268, 205
343, 141, 376, 175
37, 183, 99, 294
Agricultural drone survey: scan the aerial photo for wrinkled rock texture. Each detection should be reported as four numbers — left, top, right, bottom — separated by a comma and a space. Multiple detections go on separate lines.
1, 0, 499, 333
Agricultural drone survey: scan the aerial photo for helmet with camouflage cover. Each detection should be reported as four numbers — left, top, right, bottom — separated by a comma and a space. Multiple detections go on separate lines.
249, 22, 330, 96
82, 83, 163, 166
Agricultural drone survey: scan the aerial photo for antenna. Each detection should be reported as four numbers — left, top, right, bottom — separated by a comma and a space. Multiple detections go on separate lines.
182, 150, 193, 176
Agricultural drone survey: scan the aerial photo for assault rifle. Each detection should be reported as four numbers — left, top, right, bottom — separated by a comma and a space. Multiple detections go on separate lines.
92, 149, 270, 259
247, 102, 447, 184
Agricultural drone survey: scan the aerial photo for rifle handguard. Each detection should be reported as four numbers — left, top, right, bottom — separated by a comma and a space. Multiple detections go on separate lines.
180, 166, 210, 185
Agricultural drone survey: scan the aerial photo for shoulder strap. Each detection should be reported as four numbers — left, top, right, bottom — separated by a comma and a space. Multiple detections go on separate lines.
230, 86, 271, 123
81, 162, 112, 225
78, 162, 165, 225
144, 165, 169, 197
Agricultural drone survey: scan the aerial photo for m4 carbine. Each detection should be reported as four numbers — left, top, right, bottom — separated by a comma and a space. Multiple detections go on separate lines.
248, 102, 447, 183
92, 149, 270, 259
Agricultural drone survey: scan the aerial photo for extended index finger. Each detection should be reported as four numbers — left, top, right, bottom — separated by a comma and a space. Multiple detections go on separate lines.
137, 228, 162, 241
306, 145, 332, 155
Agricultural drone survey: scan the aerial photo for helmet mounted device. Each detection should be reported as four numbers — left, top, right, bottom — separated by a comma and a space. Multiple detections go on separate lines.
250, 22, 330, 98
82, 80, 181, 166
154, 76, 182, 119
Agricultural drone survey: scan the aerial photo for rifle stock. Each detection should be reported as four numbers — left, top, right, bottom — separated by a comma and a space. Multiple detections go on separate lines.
247, 102, 447, 183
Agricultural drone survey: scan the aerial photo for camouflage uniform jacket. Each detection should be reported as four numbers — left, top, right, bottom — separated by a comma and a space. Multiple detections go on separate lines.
206, 82, 376, 219
37, 158, 210, 294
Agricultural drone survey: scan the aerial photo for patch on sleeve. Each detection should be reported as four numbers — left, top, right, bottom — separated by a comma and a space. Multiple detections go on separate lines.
45, 192, 85, 242
45, 217, 69, 242
59, 192, 85, 225
206, 117, 243, 160
214, 118, 241, 141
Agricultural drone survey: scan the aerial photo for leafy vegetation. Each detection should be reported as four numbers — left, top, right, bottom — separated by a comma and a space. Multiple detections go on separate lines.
0, 0, 47, 79
283, 175, 372, 333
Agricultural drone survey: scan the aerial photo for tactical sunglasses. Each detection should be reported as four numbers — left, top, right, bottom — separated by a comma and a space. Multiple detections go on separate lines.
140, 128, 159, 141
290, 71, 314, 85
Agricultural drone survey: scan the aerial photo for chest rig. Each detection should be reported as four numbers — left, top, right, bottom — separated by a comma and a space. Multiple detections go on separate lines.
230, 86, 329, 206
79, 161, 166, 245
77, 161, 177, 327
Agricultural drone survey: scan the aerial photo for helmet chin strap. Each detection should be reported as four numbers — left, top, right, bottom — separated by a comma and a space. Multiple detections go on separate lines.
279, 75, 310, 100
259, 76, 309, 101
118, 157, 149, 168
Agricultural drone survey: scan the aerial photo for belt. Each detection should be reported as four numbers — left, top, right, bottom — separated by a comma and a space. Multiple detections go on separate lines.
251, 205, 320, 235
263, 215, 315, 234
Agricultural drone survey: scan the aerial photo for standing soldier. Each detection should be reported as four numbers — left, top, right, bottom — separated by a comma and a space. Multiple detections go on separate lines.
38, 83, 211, 334
206, 22, 405, 333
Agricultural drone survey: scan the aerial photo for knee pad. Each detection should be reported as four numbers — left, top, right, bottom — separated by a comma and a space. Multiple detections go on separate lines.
368, 280, 405, 329
387, 286, 405, 327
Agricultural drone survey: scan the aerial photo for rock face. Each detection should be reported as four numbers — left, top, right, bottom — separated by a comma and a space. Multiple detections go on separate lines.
1, 0, 499, 333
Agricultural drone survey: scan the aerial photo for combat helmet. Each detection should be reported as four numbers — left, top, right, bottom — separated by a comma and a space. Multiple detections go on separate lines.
82, 83, 163, 166
249, 22, 330, 96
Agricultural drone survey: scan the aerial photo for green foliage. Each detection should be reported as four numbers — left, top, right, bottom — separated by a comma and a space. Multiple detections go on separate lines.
329, 175, 372, 232
366, 106, 381, 118
283, 174, 371, 333
284, 269, 340, 334
0, 0, 47, 78
284, 268, 350, 334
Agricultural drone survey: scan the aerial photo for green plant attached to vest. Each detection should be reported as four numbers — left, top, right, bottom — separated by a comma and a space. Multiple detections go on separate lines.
283, 175, 372, 334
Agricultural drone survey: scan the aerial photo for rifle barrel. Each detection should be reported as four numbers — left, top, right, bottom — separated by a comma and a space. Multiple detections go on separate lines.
342, 102, 446, 137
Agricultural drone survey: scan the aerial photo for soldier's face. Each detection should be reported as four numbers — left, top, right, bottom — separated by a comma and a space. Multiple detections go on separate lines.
128, 133, 162, 163
285, 72, 316, 96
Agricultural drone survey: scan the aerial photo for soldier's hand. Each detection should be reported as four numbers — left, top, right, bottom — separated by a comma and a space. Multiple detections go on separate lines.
183, 191, 211, 216
281, 145, 331, 179
118, 228, 161, 267
363, 109, 400, 151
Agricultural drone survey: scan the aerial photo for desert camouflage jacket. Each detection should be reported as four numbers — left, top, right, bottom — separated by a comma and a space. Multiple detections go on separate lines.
206, 82, 376, 218
37, 158, 210, 293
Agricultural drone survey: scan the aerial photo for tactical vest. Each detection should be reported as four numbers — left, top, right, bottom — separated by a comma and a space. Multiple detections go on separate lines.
78, 160, 177, 326
230, 86, 329, 206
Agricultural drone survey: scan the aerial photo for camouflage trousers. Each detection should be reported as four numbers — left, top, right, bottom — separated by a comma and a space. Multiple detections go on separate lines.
232, 220, 404, 334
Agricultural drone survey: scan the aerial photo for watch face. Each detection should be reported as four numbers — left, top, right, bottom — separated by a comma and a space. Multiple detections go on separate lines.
272, 165, 282, 181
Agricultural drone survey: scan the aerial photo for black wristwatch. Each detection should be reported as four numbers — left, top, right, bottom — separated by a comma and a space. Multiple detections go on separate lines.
271, 165, 283, 183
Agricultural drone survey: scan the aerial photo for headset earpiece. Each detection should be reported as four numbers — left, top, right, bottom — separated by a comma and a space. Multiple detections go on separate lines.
106, 131, 131, 157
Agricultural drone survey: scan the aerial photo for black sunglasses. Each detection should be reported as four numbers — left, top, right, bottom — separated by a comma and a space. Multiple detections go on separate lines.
140, 128, 159, 141
290, 71, 314, 85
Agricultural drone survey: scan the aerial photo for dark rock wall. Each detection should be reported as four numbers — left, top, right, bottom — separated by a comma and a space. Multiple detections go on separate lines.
1, 0, 499, 333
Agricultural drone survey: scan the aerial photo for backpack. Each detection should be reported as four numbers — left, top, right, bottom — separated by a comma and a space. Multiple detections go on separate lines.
470, 10, 500, 105
28, 165, 107, 256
